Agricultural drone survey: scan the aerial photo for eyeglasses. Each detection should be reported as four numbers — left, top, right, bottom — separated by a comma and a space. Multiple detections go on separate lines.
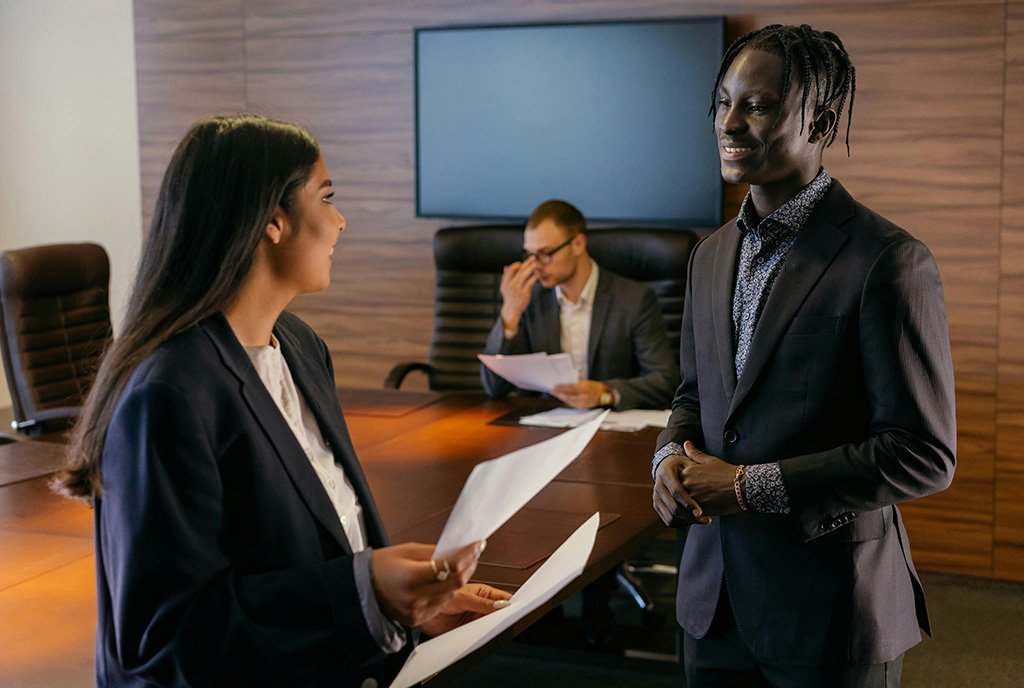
522, 235, 575, 264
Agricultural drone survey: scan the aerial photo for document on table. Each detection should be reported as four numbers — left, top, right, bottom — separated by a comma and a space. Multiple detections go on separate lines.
431, 410, 607, 562
519, 407, 672, 433
388, 513, 600, 688
477, 352, 577, 393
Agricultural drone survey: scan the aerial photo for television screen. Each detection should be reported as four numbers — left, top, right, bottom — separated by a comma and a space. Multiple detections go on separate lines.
415, 18, 725, 226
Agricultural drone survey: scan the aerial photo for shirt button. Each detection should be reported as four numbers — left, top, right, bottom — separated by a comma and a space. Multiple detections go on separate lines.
724, 429, 739, 444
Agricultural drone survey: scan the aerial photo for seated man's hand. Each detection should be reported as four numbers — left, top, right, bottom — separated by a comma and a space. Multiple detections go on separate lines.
552, 380, 613, 409
498, 256, 538, 336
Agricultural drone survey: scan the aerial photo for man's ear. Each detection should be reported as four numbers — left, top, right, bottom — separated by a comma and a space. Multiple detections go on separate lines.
265, 206, 289, 245
572, 232, 587, 256
808, 108, 838, 144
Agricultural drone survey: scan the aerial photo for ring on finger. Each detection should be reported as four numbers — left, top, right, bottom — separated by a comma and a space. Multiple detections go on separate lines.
430, 559, 451, 582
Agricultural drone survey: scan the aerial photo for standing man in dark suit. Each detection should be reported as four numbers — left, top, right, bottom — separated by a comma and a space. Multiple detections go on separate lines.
481, 199, 678, 410
652, 25, 956, 687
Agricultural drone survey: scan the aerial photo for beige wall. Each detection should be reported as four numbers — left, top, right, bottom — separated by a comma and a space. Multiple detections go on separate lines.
0, 0, 142, 412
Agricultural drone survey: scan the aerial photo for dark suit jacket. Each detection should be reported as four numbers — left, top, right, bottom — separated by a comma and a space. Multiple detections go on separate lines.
658, 180, 956, 665
481, 268, 679, 409
95, 312, 408, 687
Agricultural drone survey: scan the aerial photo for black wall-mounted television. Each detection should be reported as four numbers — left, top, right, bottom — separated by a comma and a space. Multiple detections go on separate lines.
415, 17, 725, 227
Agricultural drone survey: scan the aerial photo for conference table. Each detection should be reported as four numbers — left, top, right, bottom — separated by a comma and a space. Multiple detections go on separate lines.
0, 388, 668, 686
339, 388, 663, 586
337, 387, 667, 682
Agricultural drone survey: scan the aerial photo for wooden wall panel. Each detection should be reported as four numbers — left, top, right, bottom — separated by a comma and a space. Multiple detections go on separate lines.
134, 35, 247, 227
996, 0, 1024, 580
133, 0, 1020, 578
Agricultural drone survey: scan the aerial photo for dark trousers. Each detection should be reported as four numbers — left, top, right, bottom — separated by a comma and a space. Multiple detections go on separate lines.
683, 590, 904, 688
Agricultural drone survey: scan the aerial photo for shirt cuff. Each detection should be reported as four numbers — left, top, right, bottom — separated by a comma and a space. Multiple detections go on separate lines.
744, 462, 791, 514
353, 549, 407, 654
652, 441, 685, 480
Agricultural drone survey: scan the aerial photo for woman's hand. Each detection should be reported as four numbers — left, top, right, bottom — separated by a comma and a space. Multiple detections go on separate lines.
419, 583, 513, 637
370, 540, 485, 627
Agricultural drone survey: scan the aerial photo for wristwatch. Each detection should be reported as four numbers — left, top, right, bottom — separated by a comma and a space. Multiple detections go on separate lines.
598, 390, 613, 408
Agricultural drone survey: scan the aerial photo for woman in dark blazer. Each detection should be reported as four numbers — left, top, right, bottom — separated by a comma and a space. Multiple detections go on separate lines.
56, 115, 509, 687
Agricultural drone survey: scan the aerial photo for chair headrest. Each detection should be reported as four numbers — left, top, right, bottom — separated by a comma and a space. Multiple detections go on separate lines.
0, 243, 110, 298
433, 224, 700, 280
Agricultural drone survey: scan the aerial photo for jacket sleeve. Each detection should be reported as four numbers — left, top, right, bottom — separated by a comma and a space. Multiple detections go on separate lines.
606, 286, 680, 410
98, 380, 381, 686
480, 314, 532, 398
779, 238, 957, 540
656, 246, 704, 450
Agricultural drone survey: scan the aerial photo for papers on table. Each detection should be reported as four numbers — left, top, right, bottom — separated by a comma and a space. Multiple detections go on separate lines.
477, 352, 577, 393
519, 407, 672, 433
388, 513, 600, 688
432, 411, 607, 561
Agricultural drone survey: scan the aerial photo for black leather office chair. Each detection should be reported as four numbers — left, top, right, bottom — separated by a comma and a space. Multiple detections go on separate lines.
383, 224, 700, 633
384, 224, 700, 391
0, 242, 113, 437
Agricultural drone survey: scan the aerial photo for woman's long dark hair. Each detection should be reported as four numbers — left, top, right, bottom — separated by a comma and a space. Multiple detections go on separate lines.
55, 114, 320, 501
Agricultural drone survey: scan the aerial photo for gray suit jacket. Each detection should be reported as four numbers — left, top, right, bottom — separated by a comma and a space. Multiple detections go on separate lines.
481, 268, 679, 409
657, 180, 956, 665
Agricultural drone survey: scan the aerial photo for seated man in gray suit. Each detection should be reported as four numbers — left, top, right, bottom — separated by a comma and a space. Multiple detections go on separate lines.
481, 199, 678, 410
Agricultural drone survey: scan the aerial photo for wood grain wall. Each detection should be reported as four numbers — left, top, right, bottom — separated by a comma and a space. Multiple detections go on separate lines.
133, 0, 1023, 580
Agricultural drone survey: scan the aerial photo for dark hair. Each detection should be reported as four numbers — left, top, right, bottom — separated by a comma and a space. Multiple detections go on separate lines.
55, 114, 320, 500
527, 199, 586, 238
711, 24, 856, 154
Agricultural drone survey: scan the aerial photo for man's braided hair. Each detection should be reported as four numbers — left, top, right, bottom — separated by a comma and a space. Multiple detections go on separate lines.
710, 24, 857, 155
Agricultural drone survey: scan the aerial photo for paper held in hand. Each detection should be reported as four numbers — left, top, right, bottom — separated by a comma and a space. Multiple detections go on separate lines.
478, 352, 577, 393
388, 513, 600, 688
431, 410, 607, 561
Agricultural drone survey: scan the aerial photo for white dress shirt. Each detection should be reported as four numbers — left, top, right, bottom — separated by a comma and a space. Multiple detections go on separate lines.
555, 259, 600, 381
246, 336, 406, 653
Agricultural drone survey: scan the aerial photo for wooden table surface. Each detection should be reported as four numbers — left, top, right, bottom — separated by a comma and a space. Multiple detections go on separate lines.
0, 389, 666, 686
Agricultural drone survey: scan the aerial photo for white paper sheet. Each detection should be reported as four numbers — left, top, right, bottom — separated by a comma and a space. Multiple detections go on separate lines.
432, 410, 607, 561
388, 513, 600, 688
477, 352, 577, 393
519, 407, 672, 433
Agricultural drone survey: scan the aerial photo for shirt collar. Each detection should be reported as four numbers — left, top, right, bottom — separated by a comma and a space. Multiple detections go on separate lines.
737, 168, 832, 240
556, 259, 600, 308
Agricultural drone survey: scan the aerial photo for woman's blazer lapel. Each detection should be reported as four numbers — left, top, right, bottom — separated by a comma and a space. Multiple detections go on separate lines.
275, 319, 390, 549
199, 314, 358, 554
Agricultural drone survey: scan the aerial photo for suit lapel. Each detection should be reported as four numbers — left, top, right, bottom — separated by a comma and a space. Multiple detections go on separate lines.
587, 271, 610, 368
728, 185, 853, 418
275, 322, 389, 548
539, 289, 562, 354
712, 222, 742, 402
200, 315, 355, 554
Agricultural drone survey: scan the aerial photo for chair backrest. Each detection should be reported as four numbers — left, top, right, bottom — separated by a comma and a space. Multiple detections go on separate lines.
427, 224, 700, 391
0, 242, 112, 435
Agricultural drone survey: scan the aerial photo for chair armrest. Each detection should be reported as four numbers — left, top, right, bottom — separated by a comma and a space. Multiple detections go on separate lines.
13, 406, 80, 434
383, 362, 436, 389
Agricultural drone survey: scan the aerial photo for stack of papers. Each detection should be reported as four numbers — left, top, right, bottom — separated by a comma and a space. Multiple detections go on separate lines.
519, 407, 672, 433
478, 352, 577, 393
